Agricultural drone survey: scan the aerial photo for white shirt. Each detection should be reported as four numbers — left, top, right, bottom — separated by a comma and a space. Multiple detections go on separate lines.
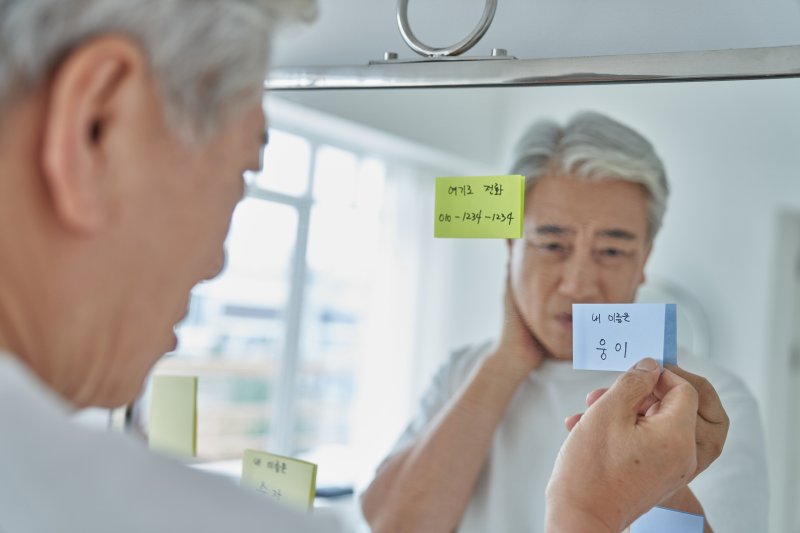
387, 341, 768, 532
0, 354, 341, 533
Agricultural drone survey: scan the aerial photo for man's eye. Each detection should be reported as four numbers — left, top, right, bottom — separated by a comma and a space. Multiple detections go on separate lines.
597, 248, 628, 258
537, 242, 567, 253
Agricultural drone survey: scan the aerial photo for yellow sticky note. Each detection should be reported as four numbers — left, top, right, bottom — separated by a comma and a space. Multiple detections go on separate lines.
434, 175, 525, 238
241, 450, 317, 511
148, 375, 197, 458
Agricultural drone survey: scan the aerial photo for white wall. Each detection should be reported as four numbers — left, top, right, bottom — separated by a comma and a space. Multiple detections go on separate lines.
275, 89, 511, 393
277, 89, 505, 168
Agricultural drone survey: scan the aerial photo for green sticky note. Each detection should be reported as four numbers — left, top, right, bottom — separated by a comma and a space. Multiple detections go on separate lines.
241, 450, 318, 511
434, 175, 525, 238
148, 375, 197, 458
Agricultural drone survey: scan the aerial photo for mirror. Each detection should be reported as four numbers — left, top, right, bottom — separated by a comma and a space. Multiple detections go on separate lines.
159, 78, 800, 532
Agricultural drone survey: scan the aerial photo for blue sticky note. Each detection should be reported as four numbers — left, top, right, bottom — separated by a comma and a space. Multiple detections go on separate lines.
630, 506, 704, 532
572, 303, 677, 371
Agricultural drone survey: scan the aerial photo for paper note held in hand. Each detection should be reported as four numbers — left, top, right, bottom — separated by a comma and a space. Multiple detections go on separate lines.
148, 375, 197, 457
434, 175, 525, 238
572, 303, 677, 371
629, 506, 705, 532
242, 450, 318, 511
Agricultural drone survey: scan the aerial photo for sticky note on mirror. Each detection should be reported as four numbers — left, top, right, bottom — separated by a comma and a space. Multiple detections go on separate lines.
629, 506, 704, 532
434, 175, 525, 238
572, 303, 677, 371
148, 375, 197, 458
242, 450, 317, 511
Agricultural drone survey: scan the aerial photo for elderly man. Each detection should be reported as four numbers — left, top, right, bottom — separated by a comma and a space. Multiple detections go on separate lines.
0, 1, 732, 531
362, 112, 766, 532
0, 1, 345, 532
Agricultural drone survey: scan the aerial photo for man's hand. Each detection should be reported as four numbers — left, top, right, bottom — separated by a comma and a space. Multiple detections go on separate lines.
571, 364, 730, 484
546, 359, 700, 533
665, 365, 729, 478
484, 273, 545, 383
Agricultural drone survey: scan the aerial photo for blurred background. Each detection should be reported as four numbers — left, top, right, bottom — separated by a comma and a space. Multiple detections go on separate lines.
139, 77, 800, 531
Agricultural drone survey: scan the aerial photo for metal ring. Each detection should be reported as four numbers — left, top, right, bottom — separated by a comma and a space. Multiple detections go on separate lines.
397, 0, 498, 58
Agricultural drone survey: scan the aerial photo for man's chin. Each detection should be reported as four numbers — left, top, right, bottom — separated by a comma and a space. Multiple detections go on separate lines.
539, 339, 573, 361
547, 351, 573, 361
532, 327, 573, 361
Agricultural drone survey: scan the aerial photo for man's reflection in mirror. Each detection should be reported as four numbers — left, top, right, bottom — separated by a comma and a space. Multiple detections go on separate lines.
361, 111, 767, 533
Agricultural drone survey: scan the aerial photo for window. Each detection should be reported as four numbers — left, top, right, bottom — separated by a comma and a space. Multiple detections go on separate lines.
153, 124, 390, 471
144, 96, 475, 495
161, 198, 297, 458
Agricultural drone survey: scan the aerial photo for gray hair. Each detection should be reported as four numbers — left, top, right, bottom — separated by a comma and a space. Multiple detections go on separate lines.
0, 0, 316, 141
510, 111, 669, 241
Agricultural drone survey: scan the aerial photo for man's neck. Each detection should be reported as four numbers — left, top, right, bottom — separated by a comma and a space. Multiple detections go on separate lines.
0, 94, 88, 409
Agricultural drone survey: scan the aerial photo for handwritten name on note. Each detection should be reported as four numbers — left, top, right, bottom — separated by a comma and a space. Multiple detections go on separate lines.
629, 506, 704, 532
148, 375, 198, 458
572, 303, 677, 371
434, 175, 525, 238
241, 450, 318, 511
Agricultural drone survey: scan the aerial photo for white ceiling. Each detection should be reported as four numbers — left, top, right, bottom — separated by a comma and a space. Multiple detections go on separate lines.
272, 0, 800, 67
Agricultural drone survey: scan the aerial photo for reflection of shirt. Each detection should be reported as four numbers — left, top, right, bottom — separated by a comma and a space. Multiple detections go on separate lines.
0, 353, 340, 533
385, 341, 768, 533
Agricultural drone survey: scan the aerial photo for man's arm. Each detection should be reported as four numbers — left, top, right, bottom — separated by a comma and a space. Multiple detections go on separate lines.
361, 283, 542, 533
361, 350, 533, 533
660, 487, 712, 533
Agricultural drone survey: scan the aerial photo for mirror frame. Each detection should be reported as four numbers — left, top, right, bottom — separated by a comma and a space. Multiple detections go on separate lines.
266, 45, 800, 90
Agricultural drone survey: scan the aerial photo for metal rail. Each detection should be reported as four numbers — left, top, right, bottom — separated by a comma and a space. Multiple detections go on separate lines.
266, 45, 800, 91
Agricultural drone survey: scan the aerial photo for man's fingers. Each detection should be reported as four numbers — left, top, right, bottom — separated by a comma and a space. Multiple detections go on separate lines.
499, 273, 540, 347
592, 358, 662, 422
585, 388, 607, 407
637, 393, 659, 416
587, 386, 658, 417
649, 369, 699, 431
665, 364, 729, 425
644, 400, 661, 417
666, 366, 729, 474
564, 413, 582, 432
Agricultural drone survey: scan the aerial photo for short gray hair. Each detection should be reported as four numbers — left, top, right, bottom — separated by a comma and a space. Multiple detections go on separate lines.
510, 111, 669, 241
0, 0, 316, 140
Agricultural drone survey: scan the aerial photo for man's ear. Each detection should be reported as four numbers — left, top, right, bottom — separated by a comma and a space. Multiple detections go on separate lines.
40, 36, 145, 233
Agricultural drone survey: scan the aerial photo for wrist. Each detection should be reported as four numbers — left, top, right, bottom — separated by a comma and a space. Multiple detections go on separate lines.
659, 485, 704, 516
545, 497, 618, 533
483, 346, 538, 386
454, 351, 534, 418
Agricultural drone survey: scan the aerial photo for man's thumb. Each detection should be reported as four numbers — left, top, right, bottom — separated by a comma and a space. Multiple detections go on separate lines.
596, 358, 661, 421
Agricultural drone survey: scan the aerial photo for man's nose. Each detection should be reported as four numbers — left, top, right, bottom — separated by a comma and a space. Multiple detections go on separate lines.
558, 244, 601, 301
